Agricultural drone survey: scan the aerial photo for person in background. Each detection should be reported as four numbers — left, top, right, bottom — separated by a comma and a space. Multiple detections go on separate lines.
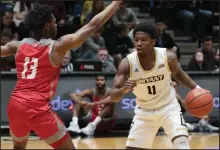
0, 30, 12, 46
112, 1, 139, 30
197, 115, 219, 132
187, 51, 208, 71
61, 51, 74, 73
85, 0, 105, 24
65, 75, 116, 136
80, 0, 93, 26
95, 49, 117, 73
77, 29, 106, 60
213, 49, 219, 72
155, 18, 181, 60
200, 36, 216, 70
109, 23, 135, 68
13, 0, 32, 27
1, 10, 19, 40
0, 30, 15, 71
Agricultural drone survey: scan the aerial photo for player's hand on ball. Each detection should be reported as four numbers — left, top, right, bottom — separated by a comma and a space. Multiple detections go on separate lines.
122, 80, 136, 93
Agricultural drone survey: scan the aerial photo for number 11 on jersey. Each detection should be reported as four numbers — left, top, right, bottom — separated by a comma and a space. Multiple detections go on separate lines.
22, 57, 38, 79
147, 85, 156, 95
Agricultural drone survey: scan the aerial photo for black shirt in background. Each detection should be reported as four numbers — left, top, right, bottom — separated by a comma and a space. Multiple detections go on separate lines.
108, 35, 134, 55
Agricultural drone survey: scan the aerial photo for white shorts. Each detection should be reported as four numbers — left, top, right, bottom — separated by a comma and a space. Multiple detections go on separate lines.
126, 100, 188, 149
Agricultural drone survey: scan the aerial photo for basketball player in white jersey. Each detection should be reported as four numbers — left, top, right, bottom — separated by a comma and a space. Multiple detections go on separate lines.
110, 23, 204, 149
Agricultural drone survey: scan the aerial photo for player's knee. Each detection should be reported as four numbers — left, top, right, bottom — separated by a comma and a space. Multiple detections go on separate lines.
50, 132, 75, 149
172, 136, 190, 149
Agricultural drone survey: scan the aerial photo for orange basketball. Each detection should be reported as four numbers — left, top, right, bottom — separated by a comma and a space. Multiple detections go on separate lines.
185, 88, 213, 118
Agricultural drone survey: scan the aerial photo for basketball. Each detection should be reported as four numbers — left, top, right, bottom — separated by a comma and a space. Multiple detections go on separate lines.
185, 88, 213, 118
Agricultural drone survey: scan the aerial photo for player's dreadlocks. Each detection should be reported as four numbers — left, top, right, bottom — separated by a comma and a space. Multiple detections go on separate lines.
24, 3, 53, 32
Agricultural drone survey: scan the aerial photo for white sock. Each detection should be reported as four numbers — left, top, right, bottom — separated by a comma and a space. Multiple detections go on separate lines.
173, 136, 190, 149
72, 116, 78, 124
92, 116, 102, 127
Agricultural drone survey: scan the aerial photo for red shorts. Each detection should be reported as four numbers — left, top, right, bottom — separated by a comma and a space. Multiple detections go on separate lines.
7, 98, 67, 145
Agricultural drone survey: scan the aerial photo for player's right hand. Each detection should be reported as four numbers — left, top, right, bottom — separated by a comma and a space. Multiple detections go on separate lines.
122, 80, 136, 94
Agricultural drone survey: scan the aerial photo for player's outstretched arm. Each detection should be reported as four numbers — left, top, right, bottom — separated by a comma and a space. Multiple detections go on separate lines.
110, 58, 133, 102
53, 1, 121, 56
1, 41, 20, 57
167, 51, 198, 89
69, 89, 93, 104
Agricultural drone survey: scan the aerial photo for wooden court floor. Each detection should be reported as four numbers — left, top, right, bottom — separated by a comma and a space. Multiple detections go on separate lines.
1, 133, 219, 149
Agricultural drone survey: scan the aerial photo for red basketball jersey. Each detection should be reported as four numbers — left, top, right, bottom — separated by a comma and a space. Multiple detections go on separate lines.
91, 87, 111, 118
11, 38, 61, 110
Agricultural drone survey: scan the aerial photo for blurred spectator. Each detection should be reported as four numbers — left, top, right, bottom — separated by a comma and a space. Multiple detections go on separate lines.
108, 23, 135, 68
85, 0, 104, 24
0, 30, 12, 46
200, 36, 216, 70
80, 0, 93, 26
95, 49, 117, 73
112, 2, 139, 30
61, 51, 73, 73
197, 115, 219, 132
13, 0, 34, 40
1, 10, 18, 40
13, 0, 32, 27
187, 51, 208, 71
214, 49, 219, 71
0, 31, 15, 71
155, 18, 181, 60
78, 29, 106, 60
177, 1, 212, 41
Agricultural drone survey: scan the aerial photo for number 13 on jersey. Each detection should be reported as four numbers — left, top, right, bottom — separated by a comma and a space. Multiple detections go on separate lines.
22, 57, 38, 79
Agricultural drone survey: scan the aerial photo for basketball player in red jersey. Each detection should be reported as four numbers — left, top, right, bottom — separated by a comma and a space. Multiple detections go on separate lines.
66, 75, 115, 136
1, 1, 121, 149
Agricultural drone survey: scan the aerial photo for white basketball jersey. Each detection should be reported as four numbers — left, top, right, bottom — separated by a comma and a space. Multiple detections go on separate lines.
127, 47, 176, 110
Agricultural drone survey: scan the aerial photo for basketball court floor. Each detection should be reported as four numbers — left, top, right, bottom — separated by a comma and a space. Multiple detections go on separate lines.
1, 132, 219, 149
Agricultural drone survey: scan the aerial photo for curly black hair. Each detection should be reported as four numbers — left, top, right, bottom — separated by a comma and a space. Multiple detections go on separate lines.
24, 3, 53, 32
133, 23, 158, 39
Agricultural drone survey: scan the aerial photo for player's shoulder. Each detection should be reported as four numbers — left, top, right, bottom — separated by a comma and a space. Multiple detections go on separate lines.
166, 50, 178, 62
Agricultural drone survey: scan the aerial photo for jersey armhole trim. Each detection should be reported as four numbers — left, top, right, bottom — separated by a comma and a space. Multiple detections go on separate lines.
48, 41, 60, 68
127, 57, 132, 78
164, 49, 171, 73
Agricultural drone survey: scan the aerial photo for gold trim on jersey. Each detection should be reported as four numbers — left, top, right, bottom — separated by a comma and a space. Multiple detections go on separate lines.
127, 57, 133, 78
164, 49, 171, 73
129, 61, 132, 78
137, 50, 158, 73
